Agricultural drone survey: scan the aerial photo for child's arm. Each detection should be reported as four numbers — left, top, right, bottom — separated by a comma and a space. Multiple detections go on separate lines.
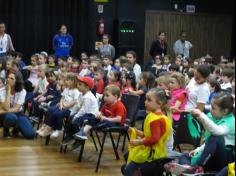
100, 115, 121, 123
62, 100, 77, 110
192, 109, 230, 136
170, 100, 182, 112
129, 89, 144, 96
1, 85, 11, 111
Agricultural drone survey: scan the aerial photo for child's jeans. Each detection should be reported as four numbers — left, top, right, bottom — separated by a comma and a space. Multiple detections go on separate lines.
179, 136, 234, 172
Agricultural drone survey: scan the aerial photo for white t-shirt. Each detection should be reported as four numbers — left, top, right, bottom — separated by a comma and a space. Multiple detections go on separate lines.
37, 77, 48, 94
0, 88, 26, 112
185, 78, 210, 111
79, 68, 89, 77
221, 82, 232, 91
133, 63, 142, 83
0, 86, 6, 103
74, 91, 99, 119
0, 70, 6, 79
61, 88, 81, 115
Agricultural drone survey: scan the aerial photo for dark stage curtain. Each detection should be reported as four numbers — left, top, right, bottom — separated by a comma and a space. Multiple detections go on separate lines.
0, 0, 91, 63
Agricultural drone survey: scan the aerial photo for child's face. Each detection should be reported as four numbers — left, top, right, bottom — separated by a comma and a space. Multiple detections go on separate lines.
169, 77, 180, 90
183, 60, 189, 67
48, 57, 55, 64
126, 54, 135, 65
210, 85, 215, 93
122, 66, 128, 72
67, 57, 73, 64
231, 79, 235, 88
194, 61, 199, 66
58, 59, 64, 66
61, 65, 67, 72
175, 58, 182, 66
58, 78, 65, 87
47, 75, 56, 83
145, 91, 160, 112
16, 56, 21, 61
65, 79, 73, 88
210, 99, 224, 119
72, 61, 79, 68
164, 57, 170, 64
89, 62, 98, 72
104, 91, 118, 105
139, 77, 146, 87
38, 69, 45, 78
81, 53, 87, 60
108, 72, 116, 82
31, 57, 37, 66
12, 64, 19, 72
155, 58, 161, 65
221, 76, 229, 83
81, 60, 88, 68
6, 61, 12, 70
115, 59, 121, 67
94, 72, 103, 81
77, 81, 88, 94
38, 55, 46, 65
103, 58, 110, 66
194, 71, 205, 84
157, 82, 169, 90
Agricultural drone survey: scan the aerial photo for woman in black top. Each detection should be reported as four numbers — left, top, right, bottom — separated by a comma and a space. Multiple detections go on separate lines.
149, 32, 167, 59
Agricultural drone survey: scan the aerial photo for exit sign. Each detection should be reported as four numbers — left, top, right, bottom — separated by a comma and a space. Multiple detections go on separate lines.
94, 0, 109, 2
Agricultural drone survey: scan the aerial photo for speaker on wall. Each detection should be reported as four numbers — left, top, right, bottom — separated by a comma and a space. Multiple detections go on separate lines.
117, 20, 136, 49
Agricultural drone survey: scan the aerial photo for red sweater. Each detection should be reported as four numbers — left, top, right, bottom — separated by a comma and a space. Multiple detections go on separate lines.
143, 113, 166, 146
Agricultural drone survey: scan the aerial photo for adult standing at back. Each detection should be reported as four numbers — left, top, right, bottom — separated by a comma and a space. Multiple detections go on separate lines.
173, 31, 193, 60
149, 31, 167, 59
0, 21, 15, 61
53, 24, 73, 59
98, 34, 115, 60
126, 51, 141, 84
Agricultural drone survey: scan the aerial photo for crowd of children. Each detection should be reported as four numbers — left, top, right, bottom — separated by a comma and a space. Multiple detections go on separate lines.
0, 49, 235, 175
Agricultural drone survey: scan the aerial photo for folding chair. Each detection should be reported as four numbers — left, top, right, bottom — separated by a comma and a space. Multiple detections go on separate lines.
89, 93, 140, 172
173, 112, 203, 152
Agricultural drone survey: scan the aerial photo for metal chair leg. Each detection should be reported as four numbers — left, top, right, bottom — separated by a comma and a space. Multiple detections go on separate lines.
91, 131, 98, 151
109, 131, 120, 160
122, 133, 127, 152
78, 140, 85, 162
45, 135, 50, 145
96, 132, 107, 172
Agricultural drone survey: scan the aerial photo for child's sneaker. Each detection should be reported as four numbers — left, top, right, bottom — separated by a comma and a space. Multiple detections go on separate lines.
38, 125, 52, 137
50, 130, 62, 138
36, 124, 46, 134
29, 116, 39, 123
180, 166, 204, 175
74, 129, 88, 140
164, 163, 192, 176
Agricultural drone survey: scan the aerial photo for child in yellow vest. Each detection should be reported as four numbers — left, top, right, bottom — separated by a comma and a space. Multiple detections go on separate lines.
122, 88, 172, 176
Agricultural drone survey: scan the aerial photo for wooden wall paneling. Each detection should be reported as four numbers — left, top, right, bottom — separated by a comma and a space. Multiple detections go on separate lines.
144, 11, 232, 63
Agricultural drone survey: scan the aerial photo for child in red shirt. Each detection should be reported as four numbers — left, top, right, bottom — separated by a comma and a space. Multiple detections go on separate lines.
74, 85, 127, 140
94, 67, 105, 94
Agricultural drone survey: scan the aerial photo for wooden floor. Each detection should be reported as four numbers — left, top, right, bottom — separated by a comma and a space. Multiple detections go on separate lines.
0, 131, 125, 176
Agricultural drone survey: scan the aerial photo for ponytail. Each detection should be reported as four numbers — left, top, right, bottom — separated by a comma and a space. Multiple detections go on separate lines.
161, 104, 172, 120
